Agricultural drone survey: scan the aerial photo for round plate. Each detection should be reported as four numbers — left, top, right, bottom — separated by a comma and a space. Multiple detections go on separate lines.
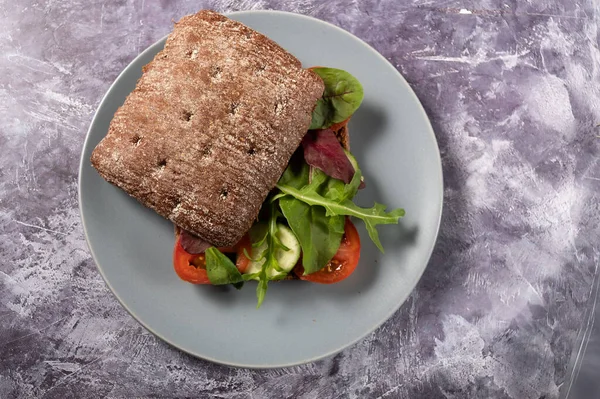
79, 10, 443, 368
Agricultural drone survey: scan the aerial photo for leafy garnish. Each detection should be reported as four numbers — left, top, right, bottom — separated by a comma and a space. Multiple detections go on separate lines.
246, 201, 290, 308
277, 157, 346, 274
280, 197, 345, 275
302, 129, 356, 184
309, 68, 364, 129
256, 278, 268, 308
276, 158, 404, 252
205, 247, 244, 287
322, 150, 363, 203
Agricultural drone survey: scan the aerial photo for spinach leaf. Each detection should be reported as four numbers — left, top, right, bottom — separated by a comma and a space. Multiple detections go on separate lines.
248, 222, 269, 250
276, 159, 404, 253
205, 247, 244, 286
277, 154, 355, 274
279, 197, 345, 275
277, 155, 310, 189
310, 68, 364, 129
310, 99, 333, 130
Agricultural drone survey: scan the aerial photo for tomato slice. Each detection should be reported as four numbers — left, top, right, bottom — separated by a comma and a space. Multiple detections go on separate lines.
173, 234, 251, 284
173, 241, 211, 284
232, 234, 251, 274
294, 219, 361, 284
329, 117, 350, 134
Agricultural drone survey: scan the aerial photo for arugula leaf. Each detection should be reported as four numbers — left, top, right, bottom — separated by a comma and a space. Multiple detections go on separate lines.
276, 183, 404, 252
278, 155, 357, 203
277, 154, 355, 274
309, 68, 364, 129
277, 151, 393, 268
343, 150, 363, 200
205, 247, 244, 286
247, 202, 291, 308
248, 222, 268, 250
276, 160, 404, 252
256, 278, 268, 308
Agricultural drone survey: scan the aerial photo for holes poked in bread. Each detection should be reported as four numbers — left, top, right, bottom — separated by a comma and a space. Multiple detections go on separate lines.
210, 65, 222, 79
131, 135, 142, 146
255, 64, 267, 75
230, 102, 240, 115
157, 158, 167, 171
182, 110, 194, 121
246, 139, 258, 156
171, 201, 182, 216
201, 145, 212, 158
187, 49, 199, 60
274, 102, 284, 115
219, 187, 228, 200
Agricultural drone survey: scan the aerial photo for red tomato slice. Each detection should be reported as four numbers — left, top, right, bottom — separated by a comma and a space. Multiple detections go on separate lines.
232, 234, 251, 274
294, 218, 361, 284
173, 234, 251, 284
329, 117, 350, 134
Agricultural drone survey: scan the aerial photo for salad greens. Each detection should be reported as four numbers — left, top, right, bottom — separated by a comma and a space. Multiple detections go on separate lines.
203, 67, 404, 307
279, 197, 345, 275
241, 202, 291, 308
205, 247, 244, 288
244, 223, 301, 279
276, 156, 404, 253
309, 68, 364, 130
277, 156, 351, 275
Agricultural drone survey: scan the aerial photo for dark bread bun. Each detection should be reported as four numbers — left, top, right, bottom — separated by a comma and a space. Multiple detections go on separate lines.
91, 10, 324, 247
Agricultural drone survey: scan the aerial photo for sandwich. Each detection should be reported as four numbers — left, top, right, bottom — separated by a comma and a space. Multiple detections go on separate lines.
91, 10, 404, 307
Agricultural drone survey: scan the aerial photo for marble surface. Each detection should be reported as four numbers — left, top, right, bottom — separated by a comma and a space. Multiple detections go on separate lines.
1, 1, 600, 398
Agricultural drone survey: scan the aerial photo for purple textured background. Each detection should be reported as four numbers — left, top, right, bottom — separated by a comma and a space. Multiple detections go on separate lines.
2, 1, 600, 398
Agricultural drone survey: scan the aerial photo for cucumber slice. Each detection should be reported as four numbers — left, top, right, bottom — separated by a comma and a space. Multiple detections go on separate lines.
244, 223, 301, 279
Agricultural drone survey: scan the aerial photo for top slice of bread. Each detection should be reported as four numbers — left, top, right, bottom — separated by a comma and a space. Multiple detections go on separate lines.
91, 10, 324, 246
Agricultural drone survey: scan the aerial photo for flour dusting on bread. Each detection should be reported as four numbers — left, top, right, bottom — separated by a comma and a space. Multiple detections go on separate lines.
91, 10, 324, 246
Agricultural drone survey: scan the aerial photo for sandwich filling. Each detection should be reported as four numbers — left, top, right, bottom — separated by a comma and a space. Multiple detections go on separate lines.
174, 67, 405, 307
90, 11, 405, 308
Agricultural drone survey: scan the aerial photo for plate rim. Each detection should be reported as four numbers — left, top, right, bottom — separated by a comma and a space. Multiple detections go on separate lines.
78, 9, 444, 369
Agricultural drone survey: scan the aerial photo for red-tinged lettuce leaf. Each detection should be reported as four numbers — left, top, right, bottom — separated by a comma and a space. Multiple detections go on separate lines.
302, 129, 356, 184
309, 67, 364, 129
179, 230, 212, 254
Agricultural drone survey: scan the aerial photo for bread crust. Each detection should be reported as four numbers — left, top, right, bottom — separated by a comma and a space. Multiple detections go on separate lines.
91, 10, 324, 246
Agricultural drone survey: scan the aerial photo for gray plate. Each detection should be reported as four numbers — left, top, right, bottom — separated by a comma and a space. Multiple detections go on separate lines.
78, 10, 443, 368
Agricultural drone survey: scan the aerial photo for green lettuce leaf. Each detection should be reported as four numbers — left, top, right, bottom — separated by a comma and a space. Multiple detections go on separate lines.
309, 68, 364, 129
205, 247, 244, 286
279, 197, 345, 275
276, 157, 404, 252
